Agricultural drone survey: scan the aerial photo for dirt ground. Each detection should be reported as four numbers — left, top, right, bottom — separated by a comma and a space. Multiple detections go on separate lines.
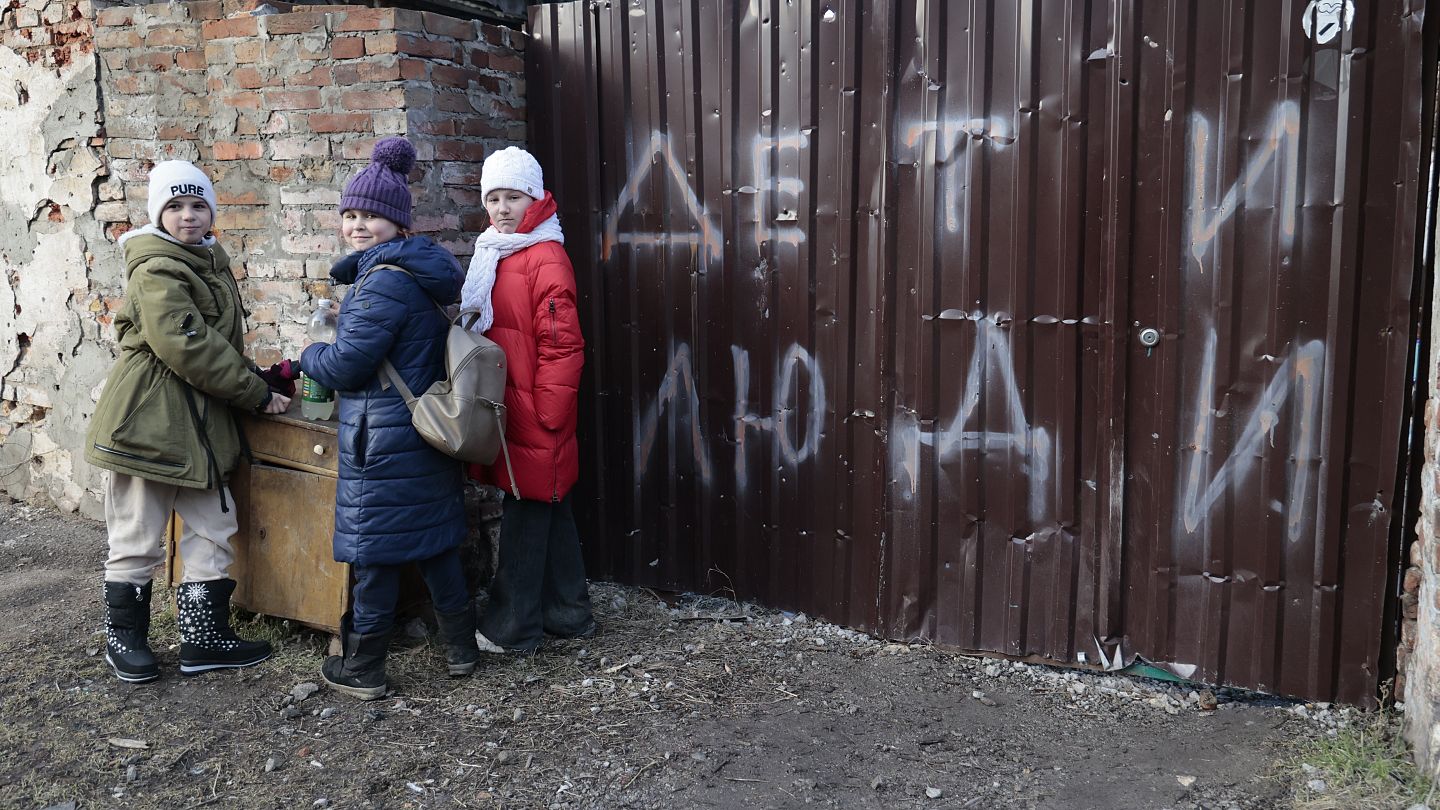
0, 497, 1340, 809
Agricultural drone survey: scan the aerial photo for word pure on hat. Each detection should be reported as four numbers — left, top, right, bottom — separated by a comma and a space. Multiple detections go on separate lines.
146, 161, 217, 227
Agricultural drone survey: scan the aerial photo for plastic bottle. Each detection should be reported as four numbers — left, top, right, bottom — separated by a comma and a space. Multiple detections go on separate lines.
300, 299, 337, 421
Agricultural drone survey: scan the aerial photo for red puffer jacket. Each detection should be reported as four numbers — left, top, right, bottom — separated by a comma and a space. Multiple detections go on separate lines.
468, 202, 584, 502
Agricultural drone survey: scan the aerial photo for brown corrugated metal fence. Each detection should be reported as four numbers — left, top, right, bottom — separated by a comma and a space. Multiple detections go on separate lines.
526, 0, 1430, 705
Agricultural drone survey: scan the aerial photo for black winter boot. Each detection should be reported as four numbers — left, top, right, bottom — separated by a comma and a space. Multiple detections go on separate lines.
104, 580, 159, 683
176, 579, 272, 675
434, 605, 481, 676
322, 614, 390, 700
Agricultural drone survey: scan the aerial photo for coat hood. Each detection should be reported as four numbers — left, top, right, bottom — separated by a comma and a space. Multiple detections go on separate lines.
120, 227, 226, 280
330, 236, 463, 307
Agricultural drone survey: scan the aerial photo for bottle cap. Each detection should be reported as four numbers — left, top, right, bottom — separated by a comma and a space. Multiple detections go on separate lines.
316, 298, 332, 307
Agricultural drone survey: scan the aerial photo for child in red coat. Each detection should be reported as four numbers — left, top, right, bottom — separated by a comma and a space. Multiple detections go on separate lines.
462, 147, 594, 653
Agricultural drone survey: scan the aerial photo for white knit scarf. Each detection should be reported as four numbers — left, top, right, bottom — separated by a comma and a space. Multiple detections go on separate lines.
461, 215, 565, 333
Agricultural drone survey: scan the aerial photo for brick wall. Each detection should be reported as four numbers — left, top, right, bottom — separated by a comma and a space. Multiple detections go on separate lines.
94, 1, 525, 362
0, 0, 525, 514
1405, 256, 1440, 775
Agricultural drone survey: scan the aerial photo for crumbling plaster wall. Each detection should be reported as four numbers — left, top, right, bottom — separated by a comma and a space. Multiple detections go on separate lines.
0, 0, 525, 518
0, 0, 111, 515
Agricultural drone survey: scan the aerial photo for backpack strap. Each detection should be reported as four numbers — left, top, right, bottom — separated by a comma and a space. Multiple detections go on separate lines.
362, 265, 522, 498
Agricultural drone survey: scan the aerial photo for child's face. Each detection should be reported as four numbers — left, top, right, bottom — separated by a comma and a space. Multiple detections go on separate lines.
341, 210, 400, 251
159, 196, 212, 245
484, 188, 535, 234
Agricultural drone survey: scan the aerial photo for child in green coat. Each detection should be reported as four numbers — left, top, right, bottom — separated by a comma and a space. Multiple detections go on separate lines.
86, 161, 288, 683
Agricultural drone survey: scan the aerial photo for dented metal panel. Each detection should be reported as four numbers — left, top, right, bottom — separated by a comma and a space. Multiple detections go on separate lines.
528, 0, 1430, 705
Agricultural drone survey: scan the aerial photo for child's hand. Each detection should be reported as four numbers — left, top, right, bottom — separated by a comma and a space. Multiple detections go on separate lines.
263, 393, 291, 414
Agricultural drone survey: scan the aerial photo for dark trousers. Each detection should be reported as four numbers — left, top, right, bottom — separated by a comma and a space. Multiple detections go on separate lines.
351, 548, 469, 636
479, 494, 593, 652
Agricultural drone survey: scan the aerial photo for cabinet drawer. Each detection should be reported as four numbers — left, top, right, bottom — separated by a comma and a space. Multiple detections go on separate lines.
239, 410, 339, 477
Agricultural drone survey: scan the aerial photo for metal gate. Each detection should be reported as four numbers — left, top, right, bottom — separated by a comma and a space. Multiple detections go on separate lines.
526, 0, 1430, 705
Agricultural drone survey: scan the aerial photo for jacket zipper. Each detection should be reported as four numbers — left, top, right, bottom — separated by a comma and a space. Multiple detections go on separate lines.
92, 443, 185, 468
548, 298, 559, 502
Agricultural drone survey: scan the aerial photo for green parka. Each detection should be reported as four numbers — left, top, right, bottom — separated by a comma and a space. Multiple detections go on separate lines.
85, 230, 270, 488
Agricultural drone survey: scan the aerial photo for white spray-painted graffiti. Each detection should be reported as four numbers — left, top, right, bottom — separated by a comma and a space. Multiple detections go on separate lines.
602, 130, 808, 264
889, 317, 1053, 520
1181, 101, 1323, 542
633, 341, 825, 491
1187, 101, 1300, 269
1179, 330, 1323, 543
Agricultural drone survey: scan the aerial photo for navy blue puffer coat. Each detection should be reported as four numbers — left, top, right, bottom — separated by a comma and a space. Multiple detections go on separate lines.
299, 236, 467, 566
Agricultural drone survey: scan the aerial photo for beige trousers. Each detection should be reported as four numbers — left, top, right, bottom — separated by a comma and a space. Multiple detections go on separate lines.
103, 472, 237, 585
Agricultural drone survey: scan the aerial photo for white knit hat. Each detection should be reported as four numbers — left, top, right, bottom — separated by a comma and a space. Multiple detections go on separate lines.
146, 160, 218, 227
480, 147, 544, 200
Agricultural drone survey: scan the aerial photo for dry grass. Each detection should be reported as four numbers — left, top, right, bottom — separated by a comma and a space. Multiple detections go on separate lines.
1281, 707, 1432, 810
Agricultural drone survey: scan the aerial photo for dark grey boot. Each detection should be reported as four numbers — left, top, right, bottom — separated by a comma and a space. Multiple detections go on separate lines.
434, 605, 481, 676
176, 579, 272, 675
104, 581, 159, 683
322, 614, 389, 700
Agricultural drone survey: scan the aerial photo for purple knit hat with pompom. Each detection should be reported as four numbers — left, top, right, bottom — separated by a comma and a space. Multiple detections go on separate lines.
338, 137, 417, 228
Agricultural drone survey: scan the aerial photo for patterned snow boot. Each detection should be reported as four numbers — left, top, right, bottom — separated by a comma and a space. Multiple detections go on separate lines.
104, 580, 159, 683
175, 578, 272, 675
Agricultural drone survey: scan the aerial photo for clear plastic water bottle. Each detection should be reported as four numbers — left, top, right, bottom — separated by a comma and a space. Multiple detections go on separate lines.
301, 299, 337, 421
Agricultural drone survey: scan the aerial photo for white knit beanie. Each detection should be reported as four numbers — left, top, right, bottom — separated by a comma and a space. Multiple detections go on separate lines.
147, 160, 218, 227
480, 147, 544, 200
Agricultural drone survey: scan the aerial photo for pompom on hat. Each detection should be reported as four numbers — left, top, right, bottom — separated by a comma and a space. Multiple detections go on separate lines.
338, 137, 417, 228
480, 146, 544, 200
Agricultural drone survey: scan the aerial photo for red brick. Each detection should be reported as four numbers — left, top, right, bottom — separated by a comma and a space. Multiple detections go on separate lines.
234, 39, 263, 62
126, 52, 174, 72
333, 61, 400, 83
95, 27, 142, 49
263, 11, 330, 35
286, 66, 333, 86
110, 74, 154, 95
412, 118, 457, 136
434, 90, 472, 114
145, 26, 200, 48
462, 212, 488, 231
492, 101, 523, 120
364, 32, 397, 54
468, 50, 489, 69
397, 33, 457, 61
264, 89, 323, 110
341, 137, 380, 160
233, 67, 279, 88
217, 189, 264, 205
222, 91, 263, 109
213, 141, 263, 160
158, 125, 200, 140
308, 113, 373, 133
422, 11, 474, 40
176, 50, 206, 71
340, 88, 403, 110
430, 63, 479, 88
433, 139, 485, 161
96, 6, 135, 26
332, 7, 395, 32
488, 53, 523, 73
269, 166, 296, 182
189, 1, 225, 21
202, 16, 258, 40
399, 58, 428, 80
461, 118, 507, 138
330, 36, 364, 59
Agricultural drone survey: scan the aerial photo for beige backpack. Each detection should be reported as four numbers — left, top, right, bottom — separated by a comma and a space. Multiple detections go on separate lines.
362, 264, 518, 496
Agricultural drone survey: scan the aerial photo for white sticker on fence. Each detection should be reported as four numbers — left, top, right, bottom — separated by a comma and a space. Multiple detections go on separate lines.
1302, 0, 1355, 44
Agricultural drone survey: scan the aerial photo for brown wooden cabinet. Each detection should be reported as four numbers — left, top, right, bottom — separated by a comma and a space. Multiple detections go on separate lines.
167, 407, 349, 633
